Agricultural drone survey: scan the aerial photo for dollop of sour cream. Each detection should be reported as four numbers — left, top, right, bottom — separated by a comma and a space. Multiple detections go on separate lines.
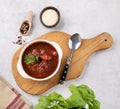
41, 8, 59, 27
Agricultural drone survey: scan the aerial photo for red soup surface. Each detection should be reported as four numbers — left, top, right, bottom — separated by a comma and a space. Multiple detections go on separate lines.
22, 41, 59, 79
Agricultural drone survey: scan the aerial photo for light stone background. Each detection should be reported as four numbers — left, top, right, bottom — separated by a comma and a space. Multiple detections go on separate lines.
0, 0, 120, 108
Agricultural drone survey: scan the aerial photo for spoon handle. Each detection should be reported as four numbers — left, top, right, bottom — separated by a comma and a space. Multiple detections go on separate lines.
59, 55, 72, 84
27, 10, 33, 21
59, 64, 69, 84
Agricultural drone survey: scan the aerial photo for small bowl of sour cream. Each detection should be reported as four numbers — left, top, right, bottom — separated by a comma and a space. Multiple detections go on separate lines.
40, 6, 60, 28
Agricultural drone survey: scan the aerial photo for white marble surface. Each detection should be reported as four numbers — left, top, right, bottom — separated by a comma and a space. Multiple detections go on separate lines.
0, 0, 120, 108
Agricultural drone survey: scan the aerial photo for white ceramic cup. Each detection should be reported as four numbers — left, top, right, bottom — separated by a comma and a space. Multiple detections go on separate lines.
17, 40, 63, 81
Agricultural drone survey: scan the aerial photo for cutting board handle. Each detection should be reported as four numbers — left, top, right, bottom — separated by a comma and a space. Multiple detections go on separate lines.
83, 32, 113, 54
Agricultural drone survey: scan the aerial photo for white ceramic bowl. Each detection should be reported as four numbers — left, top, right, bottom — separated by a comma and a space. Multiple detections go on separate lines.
17, 40, 63, 81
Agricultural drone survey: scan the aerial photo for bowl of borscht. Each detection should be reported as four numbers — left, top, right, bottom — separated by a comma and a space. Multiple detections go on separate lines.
17, 40, 63, 81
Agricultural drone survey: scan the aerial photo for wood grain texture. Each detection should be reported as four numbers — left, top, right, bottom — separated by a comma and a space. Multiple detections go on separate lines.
12, 31, 113, 95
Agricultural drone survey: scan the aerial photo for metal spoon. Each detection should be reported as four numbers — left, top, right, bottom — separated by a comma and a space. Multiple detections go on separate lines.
60, 33, 82, 84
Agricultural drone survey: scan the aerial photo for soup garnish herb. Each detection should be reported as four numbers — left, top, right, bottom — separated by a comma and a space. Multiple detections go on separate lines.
24, 54, 39, 65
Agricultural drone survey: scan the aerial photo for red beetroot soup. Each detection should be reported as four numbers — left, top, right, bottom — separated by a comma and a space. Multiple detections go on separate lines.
22, 41, 58, 79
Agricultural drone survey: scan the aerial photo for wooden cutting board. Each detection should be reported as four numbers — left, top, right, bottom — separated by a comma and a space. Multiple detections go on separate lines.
12, 31, 113, 95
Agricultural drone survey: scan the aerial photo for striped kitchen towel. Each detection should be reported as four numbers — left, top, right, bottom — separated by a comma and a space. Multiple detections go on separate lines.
0, 76, 32, 109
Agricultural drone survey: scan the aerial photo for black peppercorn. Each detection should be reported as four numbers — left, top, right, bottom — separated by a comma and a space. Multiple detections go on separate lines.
20, 22, 30, 35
